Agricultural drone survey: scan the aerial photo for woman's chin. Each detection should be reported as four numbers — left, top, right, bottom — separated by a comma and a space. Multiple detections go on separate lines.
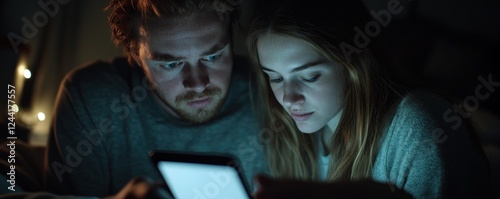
296, 123, 322, 134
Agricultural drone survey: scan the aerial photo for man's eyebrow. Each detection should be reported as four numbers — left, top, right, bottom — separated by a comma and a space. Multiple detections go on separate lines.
150, 53, 183, 62
261, 60, 325, 73
201, 41, 229, 56
149, 41, 229, 62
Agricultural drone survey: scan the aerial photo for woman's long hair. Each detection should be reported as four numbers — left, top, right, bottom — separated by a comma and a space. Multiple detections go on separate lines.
246, 0, 405, 181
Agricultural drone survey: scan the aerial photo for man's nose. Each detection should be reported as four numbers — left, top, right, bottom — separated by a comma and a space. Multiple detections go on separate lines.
182, 63, 210, 92
282, 81, 304, 108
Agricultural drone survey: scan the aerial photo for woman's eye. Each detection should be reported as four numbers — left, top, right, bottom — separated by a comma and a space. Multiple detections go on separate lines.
203, 54, 222, 62
301, 74, 321, 82
269, 77, 283, 83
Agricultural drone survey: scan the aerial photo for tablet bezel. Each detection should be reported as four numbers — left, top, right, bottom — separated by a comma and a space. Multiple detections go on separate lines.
149, 150, 252, 198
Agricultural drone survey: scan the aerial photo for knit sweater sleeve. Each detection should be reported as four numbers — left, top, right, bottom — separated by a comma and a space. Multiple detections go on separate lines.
44, 62, 120, 197
372, 90, 491, 199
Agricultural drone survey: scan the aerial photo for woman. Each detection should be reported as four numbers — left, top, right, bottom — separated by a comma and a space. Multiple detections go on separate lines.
246, 0, 491, 198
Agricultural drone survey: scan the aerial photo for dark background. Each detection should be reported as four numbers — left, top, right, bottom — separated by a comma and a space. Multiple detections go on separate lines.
1, 0, 499, 194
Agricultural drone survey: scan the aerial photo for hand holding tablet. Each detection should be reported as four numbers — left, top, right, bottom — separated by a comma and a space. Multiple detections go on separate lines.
150, 150, 252, 199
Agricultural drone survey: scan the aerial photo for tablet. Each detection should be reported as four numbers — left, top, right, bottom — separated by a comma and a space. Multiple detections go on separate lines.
150, 150, 252, 199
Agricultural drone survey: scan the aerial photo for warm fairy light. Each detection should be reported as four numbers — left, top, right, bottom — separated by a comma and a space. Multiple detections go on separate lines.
12, 104, 19, 113
23, 69, 32, 79
37, 112, 46, 121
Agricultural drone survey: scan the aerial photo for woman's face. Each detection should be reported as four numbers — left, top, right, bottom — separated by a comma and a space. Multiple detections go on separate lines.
257, 33, 344, 133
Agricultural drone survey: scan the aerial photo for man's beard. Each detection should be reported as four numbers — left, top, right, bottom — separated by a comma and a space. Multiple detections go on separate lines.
155, 87, 227, 123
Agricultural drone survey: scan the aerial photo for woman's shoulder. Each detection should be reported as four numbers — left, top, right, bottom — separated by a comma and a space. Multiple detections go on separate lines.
396, 89, 455, 117
379, 88, 485, 163
390, 88, 459, 129
382, 89, 458, 146
376, 91, 492, 199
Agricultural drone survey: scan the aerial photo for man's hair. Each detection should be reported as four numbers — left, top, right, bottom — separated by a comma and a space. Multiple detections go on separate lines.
105, 0, 241, 63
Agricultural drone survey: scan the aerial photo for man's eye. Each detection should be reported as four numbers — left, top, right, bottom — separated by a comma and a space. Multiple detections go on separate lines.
301, 74, 321, 82
202, 54, 222, 62
161, 62, 182, 70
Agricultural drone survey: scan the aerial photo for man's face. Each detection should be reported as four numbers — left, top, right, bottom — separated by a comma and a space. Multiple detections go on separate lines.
136, 12, 233, 123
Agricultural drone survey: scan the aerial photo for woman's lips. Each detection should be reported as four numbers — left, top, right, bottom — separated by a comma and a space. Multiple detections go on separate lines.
290, 112, 314, 121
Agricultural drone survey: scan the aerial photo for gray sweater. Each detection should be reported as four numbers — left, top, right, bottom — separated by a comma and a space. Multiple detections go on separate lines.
316, 90, 492, 198
43, 57, 269, 197
371, 90, 491, 198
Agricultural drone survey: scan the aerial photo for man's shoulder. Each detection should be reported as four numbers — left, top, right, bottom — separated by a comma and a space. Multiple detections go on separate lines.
58, 57, 139, 102
64, 57, 132, 85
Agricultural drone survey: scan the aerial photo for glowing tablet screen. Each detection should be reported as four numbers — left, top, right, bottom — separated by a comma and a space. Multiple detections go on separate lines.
157, 161, 250, 199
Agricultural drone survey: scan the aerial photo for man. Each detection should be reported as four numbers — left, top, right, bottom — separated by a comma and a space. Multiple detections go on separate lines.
43, 0, 269, 198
